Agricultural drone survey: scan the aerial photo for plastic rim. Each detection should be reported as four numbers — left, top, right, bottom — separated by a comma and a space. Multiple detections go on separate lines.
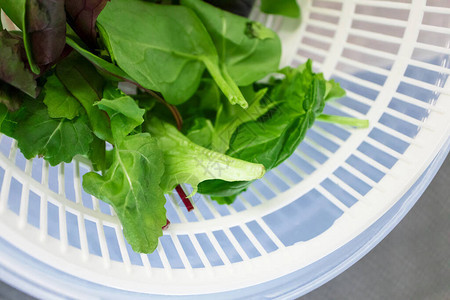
0, 138, 448, 300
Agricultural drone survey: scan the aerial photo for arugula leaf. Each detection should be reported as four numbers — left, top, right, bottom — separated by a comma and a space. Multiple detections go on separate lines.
181, 0, 281, 86
26, 0, 66, 67
65, 0, 110, 47
97, 0, 247, 107
0, 30, 37, 97
145, 117, 265, 194
199, 60, 331, 202
12, 100, 93, 166
97, 84, 145, 142
56, 54, 113, 142
83, 133, 167, 253
260, 0, 301, 18
43, 74, 82, 120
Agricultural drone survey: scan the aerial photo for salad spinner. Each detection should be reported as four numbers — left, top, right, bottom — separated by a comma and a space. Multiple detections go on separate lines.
0, 0, 449, 298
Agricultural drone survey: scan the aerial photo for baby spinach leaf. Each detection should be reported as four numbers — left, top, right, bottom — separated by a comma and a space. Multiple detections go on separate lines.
97, 0, 247, 107
145, 117, 265, 194
97, 84, 145, 142
83, 133, 167, 253
199, 60, 331, 202
0, 30, 37, 97
212, 86, 270, 152
12, 100, 93, 166
65, 0, 110, 47
43, 74, 81, 120
56, 54, 113, 142
181, 0, 281, 86
65, 35, 132, 81
260, 0, 301, 18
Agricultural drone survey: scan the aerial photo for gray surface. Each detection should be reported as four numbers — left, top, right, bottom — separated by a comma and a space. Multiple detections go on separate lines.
0, 155, 448, 300
301, 154, 450, 300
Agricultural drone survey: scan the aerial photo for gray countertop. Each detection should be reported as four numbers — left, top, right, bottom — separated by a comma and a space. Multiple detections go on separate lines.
1, 155, 449, 300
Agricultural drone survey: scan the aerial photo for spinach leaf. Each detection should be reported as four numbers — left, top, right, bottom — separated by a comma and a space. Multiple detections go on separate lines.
0, 30, 37, 97
83, 133, 166, 253
43, 74, 82, 120
97, 0, 247, 107
178, 78, 221, 122
260, 0, 301, 18
181, 0, 281, 86
65, 35, 132, 81
212, 86, 270, 152
65, 0, 110, 47
199, 60, 331, 202
56, 54, 113, 142
12, 100, 93, 166
145, 117, 265, 194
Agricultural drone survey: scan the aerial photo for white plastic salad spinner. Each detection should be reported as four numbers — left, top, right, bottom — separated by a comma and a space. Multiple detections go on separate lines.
0, 0, 449, 299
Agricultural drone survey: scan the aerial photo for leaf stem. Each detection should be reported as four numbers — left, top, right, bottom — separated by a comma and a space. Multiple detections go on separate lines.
317, 114, 369, 128
175, 185, 194, 212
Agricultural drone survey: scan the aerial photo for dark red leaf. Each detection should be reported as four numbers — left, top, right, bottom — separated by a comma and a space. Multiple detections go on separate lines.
0, 30, 37, 98
26, 0, 66, 66
65, 0, 110, 48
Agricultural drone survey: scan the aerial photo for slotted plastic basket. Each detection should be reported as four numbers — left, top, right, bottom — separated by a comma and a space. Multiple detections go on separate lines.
0, 0, 449, 299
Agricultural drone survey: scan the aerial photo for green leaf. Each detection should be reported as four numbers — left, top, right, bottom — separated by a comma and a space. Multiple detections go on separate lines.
0, 30, 37, 97
184, 117, 215, 148
97, 0, 247, 107
97, 84, 145, 142
56, 54, 113, 142
66, 34, 132, 82
260, 0, 301, 18
212, 86, 270, 153
178, 78, 221, 122
0, 103, 8, 126
325, 78, 346, 102
145, 117, 265, 194
43, 75, 82, 120
0, 0, 39, 73
83, 133, 167, 253
181, 0, 282, 86
199, 60, 329, 202
87, 135, 108, 172
12, 101, 93, 166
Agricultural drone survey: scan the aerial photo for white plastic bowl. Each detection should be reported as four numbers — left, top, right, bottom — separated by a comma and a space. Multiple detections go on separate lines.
0, 0, 449, 298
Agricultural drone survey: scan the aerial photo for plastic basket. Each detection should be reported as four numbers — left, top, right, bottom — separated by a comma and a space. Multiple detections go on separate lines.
0, 0, 449, 298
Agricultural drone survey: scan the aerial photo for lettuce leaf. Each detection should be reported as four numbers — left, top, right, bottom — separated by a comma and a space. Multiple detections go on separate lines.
145, 117, 265, 194
83, 133, 166, 253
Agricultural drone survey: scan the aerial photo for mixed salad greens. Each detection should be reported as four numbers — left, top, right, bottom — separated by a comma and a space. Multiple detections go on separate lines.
0, 0, 367, 253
